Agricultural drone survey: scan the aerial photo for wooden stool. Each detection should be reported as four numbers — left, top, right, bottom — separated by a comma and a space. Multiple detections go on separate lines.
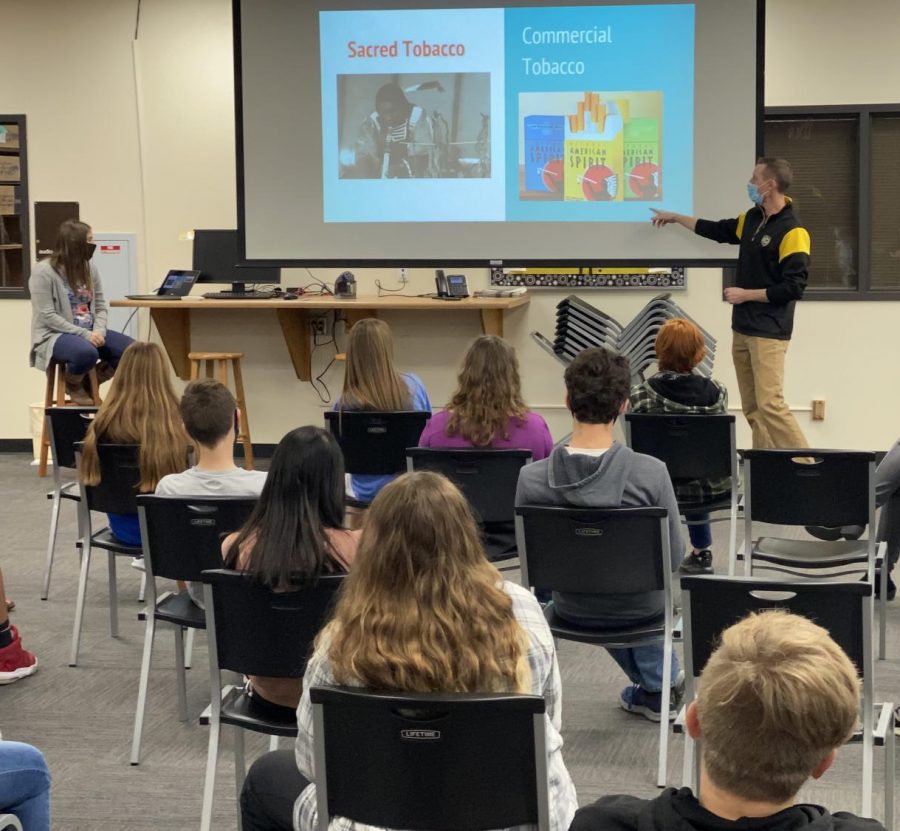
38, 359, 101, 477
188, 352, 254, 470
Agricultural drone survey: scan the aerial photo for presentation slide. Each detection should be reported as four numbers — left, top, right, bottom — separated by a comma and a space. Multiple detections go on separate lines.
236, 0, 760, 265
319, 5, 693, 224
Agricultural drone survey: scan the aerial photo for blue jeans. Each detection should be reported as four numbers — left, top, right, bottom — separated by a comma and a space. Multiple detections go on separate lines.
0, 742, 51, 831
684, 511, 712, 550
51, 329, 134, 375
606, 644, 681, 693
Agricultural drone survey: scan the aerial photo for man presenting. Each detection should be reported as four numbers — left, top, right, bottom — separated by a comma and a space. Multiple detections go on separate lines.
651, 158, 810, 449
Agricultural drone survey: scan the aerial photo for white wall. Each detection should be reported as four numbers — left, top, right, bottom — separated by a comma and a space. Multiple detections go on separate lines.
2, 0, 899, 449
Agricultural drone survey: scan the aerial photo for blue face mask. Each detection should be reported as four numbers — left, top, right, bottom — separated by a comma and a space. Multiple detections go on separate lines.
747, 182, 764, 205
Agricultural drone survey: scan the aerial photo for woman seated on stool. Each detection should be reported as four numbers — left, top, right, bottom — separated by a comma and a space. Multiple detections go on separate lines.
419, 334, 554, 558
79, 341, 188, 548
628, 318, 729, 575
221, 425, 360, 718
334, 318, 431, 504
29, 219, 134, 403
239, 471, 578, 831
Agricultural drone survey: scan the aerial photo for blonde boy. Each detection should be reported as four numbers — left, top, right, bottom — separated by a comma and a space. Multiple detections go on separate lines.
571, 610, 885, 831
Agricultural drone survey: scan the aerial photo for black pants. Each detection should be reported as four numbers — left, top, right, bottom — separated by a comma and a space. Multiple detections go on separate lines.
241, 749, 310, 831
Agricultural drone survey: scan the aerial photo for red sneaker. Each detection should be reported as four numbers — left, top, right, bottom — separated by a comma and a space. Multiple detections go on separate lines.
0, 626, 38, 684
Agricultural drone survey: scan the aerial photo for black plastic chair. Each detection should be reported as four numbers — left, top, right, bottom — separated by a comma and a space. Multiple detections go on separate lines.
679, 576, 893, 825
515, 505, 676, 787
741, 449, 887, 659
199, 568, 345, 831
406, 448, 532, 562
324, 411, 430, 506
309, 686, 551, 831
41, 406, 97, 600
70, 443, 146, 667
625, 413, 738, 573
129, 495, 257, 765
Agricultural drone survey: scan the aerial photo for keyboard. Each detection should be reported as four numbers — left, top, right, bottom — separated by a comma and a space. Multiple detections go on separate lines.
201, 290, 276, 300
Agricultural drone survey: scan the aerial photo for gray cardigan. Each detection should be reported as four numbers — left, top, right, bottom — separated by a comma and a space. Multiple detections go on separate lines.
29, 260, 108, 372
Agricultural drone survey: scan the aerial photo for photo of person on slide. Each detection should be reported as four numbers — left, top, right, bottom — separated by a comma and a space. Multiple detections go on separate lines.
337, 73, 491, 179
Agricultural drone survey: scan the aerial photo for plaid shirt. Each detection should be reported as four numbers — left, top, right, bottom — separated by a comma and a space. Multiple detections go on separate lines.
629, 376, 732, 506
293, 581, 578, 831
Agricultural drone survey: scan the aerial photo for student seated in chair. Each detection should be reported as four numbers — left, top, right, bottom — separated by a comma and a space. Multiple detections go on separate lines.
629, 318, 729, 576
155, 378, 268, 607
419, 334, 554, 559
571, 610, 884, 831
419, 335, 554, 459
239, 471, 578, 831
79, 341, 189, 552
222, 426, 360, 719
334, 318, 431, 505
516, 347, 684, 722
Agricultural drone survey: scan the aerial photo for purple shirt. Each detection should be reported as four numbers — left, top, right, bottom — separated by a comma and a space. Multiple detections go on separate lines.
419, 410, 554, 460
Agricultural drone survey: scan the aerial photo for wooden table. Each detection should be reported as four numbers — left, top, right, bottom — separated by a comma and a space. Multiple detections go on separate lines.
111, 294, 530, 381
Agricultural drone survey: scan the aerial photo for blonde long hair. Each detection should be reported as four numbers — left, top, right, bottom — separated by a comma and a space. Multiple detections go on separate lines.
80, 341, 188, 491
340, 318, 411, 410
322, 472, 531, 693
446, 335, 528, 446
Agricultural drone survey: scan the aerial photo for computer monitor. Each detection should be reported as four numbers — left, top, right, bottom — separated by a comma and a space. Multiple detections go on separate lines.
192, 229, 281, 297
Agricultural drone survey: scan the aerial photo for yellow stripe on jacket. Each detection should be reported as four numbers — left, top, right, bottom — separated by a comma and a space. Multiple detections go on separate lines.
779, 227, 811, 261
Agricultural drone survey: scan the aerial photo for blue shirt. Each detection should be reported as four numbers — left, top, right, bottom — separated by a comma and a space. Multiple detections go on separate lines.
334, 372, 431, 504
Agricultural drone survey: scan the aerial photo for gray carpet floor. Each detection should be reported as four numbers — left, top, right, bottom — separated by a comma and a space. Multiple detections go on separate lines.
1, 452, 897, 830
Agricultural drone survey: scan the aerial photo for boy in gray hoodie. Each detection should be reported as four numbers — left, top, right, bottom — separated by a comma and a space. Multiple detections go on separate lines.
515, 347, 684, 721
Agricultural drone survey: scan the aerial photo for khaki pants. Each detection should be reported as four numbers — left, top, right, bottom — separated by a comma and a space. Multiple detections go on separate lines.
732, 331, 809, 450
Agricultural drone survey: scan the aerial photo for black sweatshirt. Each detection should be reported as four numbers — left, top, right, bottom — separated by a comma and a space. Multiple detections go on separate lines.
695, 200, 810, 340
572, 788, 885, 831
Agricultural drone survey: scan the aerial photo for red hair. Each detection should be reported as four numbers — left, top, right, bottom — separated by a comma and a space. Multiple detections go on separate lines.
655, 318, 705, 373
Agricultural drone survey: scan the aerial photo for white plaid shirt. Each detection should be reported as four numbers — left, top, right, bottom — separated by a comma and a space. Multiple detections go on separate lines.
293, 581, 578, 831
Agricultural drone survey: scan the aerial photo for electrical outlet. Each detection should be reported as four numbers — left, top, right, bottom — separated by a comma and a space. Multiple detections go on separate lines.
311, 317, 329, 336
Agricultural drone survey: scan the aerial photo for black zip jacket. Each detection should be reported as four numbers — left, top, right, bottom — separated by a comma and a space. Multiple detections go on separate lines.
571, 788, 885, 831
695, 200, 810, 340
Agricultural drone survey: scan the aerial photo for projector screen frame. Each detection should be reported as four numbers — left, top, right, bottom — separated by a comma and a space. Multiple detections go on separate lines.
233, 0, 766, 269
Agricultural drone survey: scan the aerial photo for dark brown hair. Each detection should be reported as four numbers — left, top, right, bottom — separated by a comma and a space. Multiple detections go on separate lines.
50, 219, 93, 293
564, 347, 631, 424
756, 157, 793, 193
180, 379, 236, 449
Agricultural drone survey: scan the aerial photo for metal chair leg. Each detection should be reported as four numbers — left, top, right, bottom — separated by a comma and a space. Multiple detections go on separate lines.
200, 714, 221, 831
184, 627, 195, 669
885, 710, 894, 831
130, 614, 157, 765
42, 487, 62, 600
107, 552, 119, 638
138, 571, 146, 603
69, 544, 92, 666
656, 638, 673, 788
234, 728, 247, 831
268, 735, 280, 751
175, 627, 188, 722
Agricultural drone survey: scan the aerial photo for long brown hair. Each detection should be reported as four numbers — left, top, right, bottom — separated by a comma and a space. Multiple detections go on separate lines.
322, 471, 530, 693
80, 342, 188, 491
445, 335, 528, 446
50, 219, 93, 293
340, 318, 411, 410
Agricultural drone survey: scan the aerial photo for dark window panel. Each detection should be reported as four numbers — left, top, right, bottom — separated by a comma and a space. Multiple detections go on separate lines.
870, 114, 900, 290
764, 116, 859, 290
